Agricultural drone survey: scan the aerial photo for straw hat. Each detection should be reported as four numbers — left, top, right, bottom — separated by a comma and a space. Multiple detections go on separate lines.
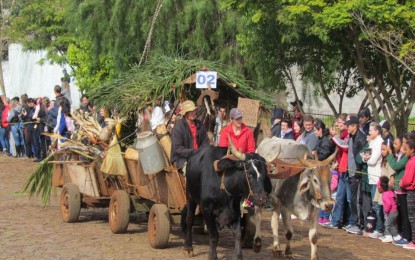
180, 100, 197, 116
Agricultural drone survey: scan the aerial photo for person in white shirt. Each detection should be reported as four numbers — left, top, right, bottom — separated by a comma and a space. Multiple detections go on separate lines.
362, 122, 385, 239
150, 97, 164, 130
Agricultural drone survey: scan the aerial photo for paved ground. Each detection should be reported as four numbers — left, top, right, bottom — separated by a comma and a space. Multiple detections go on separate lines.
0, 155, 414, 259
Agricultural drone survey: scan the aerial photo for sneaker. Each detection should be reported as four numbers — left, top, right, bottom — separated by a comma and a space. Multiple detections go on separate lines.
368, 231, 383, 239
403, 242, 415, 250
342, 224, 352, 231
346, 225, 363, 235
378, 235, 387, 240
323, 222, 341, 229
393, 238, 409, 246
318, 218, 330, 226
381, 235, 393, 243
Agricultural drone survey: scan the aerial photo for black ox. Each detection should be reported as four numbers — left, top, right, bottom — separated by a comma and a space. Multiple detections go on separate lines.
182, 145, 271, 260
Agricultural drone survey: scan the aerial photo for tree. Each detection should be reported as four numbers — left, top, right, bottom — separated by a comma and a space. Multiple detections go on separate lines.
0, 0, 16, 97
10, 0, 74, 64
224, 0, 415, 134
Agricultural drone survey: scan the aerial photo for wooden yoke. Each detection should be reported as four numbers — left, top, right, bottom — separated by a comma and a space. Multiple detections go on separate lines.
267, 158, 305, 179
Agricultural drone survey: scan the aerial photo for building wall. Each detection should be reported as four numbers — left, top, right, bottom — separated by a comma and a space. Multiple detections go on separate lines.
2, 43, 81, 108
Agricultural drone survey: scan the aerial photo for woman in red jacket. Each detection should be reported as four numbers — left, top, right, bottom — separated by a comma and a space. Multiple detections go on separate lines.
0, 97, 11, 155
400, 133, 415, 249
218, 108, 255, 153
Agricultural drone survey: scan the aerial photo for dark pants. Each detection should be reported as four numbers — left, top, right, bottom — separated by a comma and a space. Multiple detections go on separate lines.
31, 125, 41, 159
23, 125, 33, 157
347, 176, 360, 226
397, 193, 412, 241
360, 190, 372, 227
406, 191, 415, 241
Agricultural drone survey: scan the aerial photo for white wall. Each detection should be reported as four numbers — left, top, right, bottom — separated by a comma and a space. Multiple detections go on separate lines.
2, 43, 81, 108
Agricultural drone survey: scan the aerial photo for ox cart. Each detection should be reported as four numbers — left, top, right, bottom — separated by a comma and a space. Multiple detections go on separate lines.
50, 128, 195, 249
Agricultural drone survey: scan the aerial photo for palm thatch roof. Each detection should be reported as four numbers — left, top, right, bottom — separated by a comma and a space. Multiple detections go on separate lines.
87, 54, 273, 115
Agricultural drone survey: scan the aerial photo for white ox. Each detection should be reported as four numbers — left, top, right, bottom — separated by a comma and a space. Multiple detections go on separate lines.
256, 137, 336, 260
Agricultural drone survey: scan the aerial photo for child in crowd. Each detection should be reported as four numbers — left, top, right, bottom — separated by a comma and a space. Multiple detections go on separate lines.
318, 162, 339, 225
378, 176, 401, 243
386, 135, 411, 245
400, 135, 415, 249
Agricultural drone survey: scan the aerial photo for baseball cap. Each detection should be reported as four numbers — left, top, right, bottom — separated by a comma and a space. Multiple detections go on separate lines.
344, 116, 359, 126
230, 108, 243, 119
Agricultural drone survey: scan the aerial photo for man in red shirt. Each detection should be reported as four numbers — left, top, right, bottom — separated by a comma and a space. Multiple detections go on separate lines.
218, 108, 255, 153
170, 100, 209, 172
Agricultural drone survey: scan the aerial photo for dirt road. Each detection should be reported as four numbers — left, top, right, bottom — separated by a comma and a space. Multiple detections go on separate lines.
0, 156, 413, 259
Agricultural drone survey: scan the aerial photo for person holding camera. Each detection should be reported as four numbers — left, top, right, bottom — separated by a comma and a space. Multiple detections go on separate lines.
362, 122, 385, 239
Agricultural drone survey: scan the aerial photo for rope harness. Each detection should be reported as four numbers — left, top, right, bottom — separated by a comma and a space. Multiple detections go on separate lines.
219, 159, 257, 201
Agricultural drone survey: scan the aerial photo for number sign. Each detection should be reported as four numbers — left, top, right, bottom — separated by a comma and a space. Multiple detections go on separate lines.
196, 71, 217, 89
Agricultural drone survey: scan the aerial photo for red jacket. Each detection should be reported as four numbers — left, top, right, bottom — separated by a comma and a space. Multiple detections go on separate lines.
218, 123, 255, 153
1, 104, 10, 128
335, 129, 349, 173
401, 155, 415, 191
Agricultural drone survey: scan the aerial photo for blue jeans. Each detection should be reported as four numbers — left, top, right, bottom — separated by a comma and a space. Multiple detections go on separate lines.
0, 127, 9, 152
10, 124, 23, 146
319, 209, 330, 219
331, 173, 351, 226
370, 184, 384, 232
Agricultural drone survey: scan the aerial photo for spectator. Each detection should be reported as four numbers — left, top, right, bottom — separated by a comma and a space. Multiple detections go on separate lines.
328, 116, 367, 235
380, 120, 394, 145
293, 119, 304, 141
32, 97, 49, 161
313, 119, 335, 161
7, 98, 24, 157
214, 105, 229, 145
279, 118, 295, 140
355, 142, 372, 230
0, 97, 11, 155
378, 176, 402, 243
219, 108, 255, 153
361, 123, 384, 238
79, 94, 89, 114
21, 98, 35, 158
150, 97, 164, 131
363, 123, 385, 239
400, 136, 415, 250
271, 107, 283, 138
358, 107, 371, 136
298, 115, 318, 152
386, 135, 411, 245
170, 100, 209, 173
291, 105, 304, 130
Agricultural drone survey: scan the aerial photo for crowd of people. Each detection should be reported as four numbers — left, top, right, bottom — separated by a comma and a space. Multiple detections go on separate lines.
165, 98, 415, 251
0, 79, 107, 161
270, 102, 415, 250
2, 88, 415, 250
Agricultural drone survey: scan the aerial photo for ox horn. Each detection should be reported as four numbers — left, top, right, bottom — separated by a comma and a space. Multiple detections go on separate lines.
298, 152, 313, 168
228, 135, 246, 161
322, 147, 338, 165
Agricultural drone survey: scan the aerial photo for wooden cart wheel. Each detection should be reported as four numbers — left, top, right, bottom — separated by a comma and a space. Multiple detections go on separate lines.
148, 204, 171, 249
60, 183, 81, 223
109, 190, 130, 234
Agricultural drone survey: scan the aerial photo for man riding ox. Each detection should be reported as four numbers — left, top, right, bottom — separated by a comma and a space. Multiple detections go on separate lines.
256, 137, 336, 260
182, 140, 271, 260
